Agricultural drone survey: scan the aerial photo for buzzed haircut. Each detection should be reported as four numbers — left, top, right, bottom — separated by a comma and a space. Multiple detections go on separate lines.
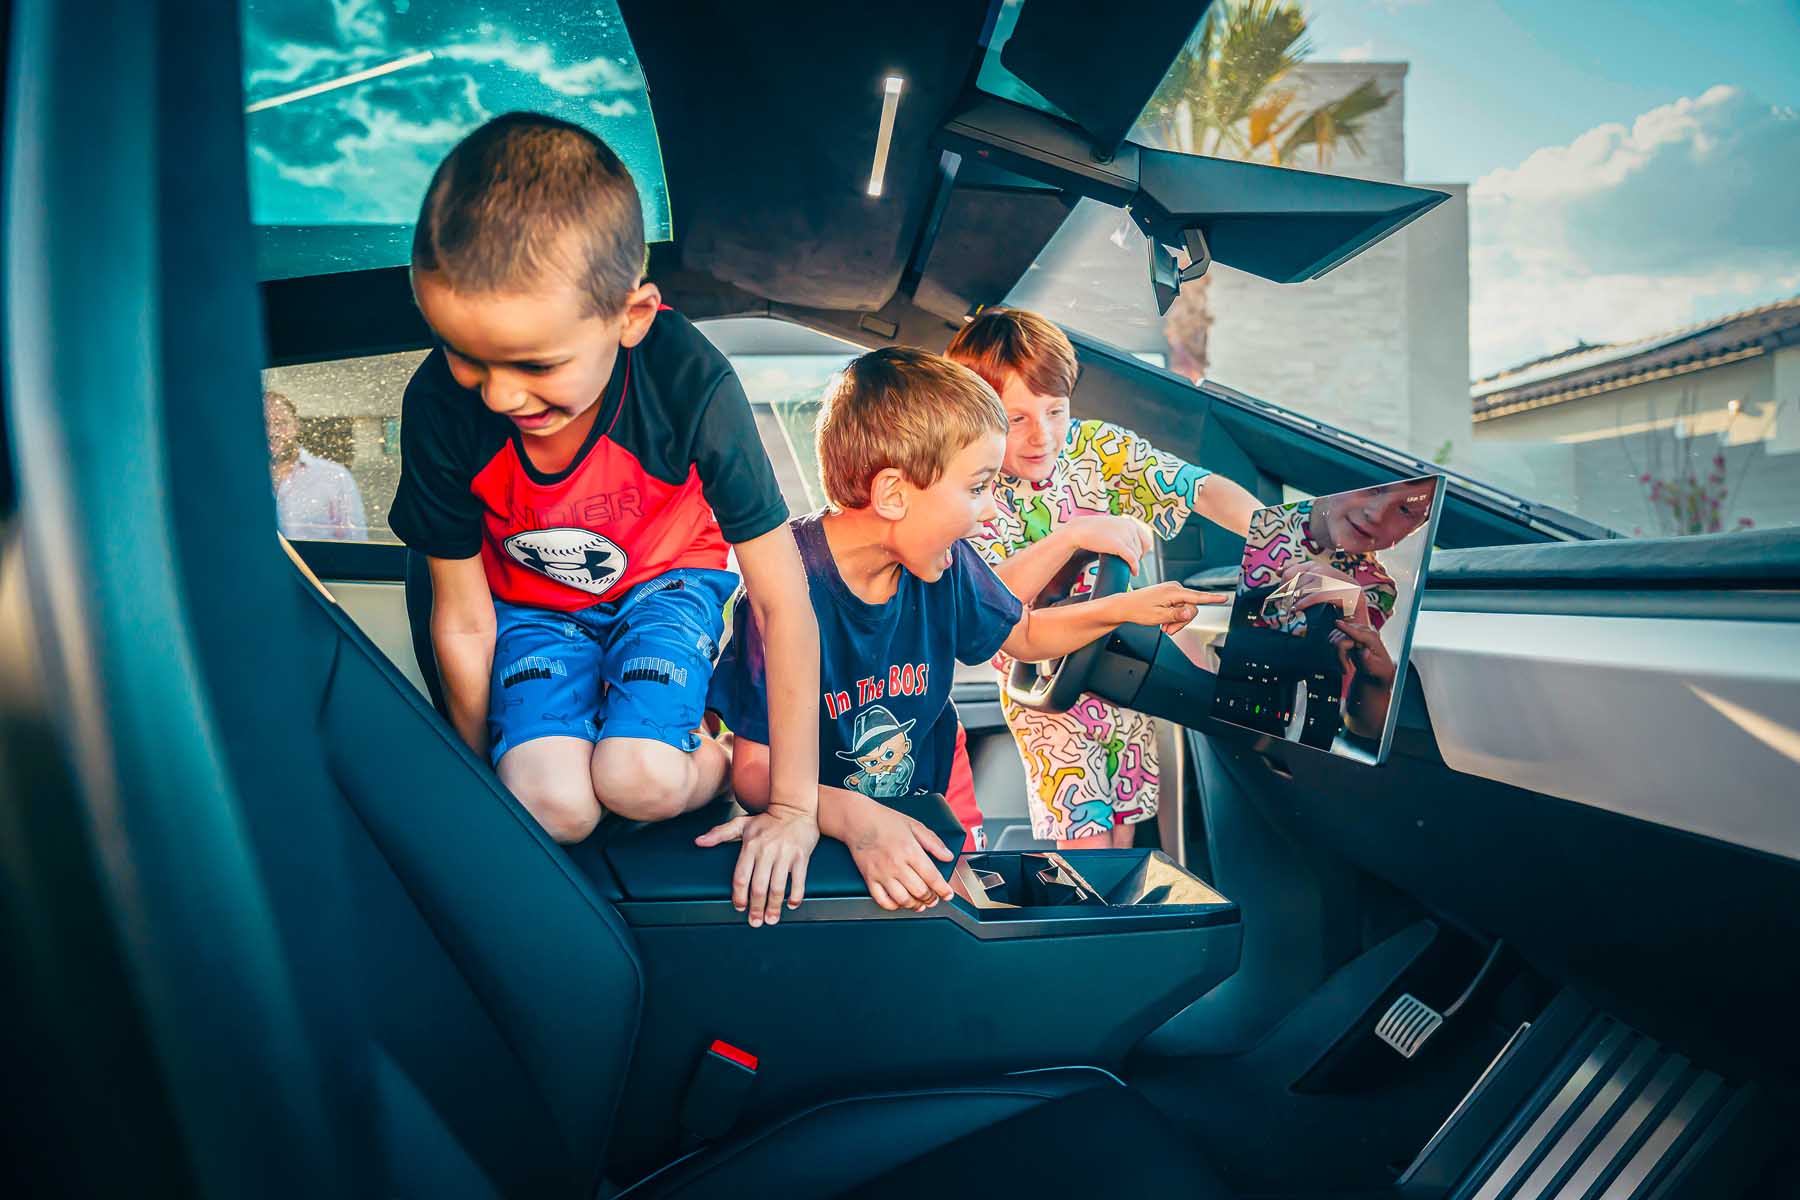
411, 112, 646, 316
816, 347, 1007, 511
944, 307, 1079, 401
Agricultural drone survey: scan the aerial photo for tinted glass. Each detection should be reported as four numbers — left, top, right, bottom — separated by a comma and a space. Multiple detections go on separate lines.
242, 0, 671, 279
1006, 1, 1800, 539
261, 350, 427, 543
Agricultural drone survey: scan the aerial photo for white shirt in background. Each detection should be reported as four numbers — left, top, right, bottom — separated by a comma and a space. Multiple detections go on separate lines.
275, 450, 368, 541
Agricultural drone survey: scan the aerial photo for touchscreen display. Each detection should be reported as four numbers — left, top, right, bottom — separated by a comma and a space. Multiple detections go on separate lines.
1210, 475, 1444, 764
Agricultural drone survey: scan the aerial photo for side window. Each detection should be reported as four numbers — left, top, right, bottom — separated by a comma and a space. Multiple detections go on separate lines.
259, 322, 853, 546
260, 350, 426, 544
699, 318, 860, 513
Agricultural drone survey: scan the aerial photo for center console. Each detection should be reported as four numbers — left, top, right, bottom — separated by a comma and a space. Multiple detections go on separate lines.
576, 795, 1242, 1176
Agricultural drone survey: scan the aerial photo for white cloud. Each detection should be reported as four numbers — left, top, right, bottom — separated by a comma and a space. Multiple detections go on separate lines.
1469, 86, 1800, 376
246, 27, 651, 226
248, 42, 371, 90
437, 35, 643, 96
330, 0, 387, 44
250, 74, 488, 223
1336, 40, 1376, 61
249, 30, 643, 100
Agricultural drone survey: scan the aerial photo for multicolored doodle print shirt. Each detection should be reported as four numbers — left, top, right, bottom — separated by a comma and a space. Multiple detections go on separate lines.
1241, 501, 1397, 636
968, 420, 1212, 841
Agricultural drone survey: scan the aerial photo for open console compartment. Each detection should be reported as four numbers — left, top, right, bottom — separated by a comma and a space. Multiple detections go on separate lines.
958, 848, 1231, 918
950, 848, 1237, 937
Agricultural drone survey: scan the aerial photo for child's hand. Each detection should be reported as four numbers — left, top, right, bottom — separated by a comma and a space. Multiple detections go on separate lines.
844, 802, 956, 912
1070, 515, 1156, 573
1111, 582, 1230, 634
696, 803, 820, 928
1334, 619, 1396, 686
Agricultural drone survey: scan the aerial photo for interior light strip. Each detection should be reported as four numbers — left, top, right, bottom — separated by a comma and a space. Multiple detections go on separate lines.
867, 76, 904, 197
245, 50, 437, 114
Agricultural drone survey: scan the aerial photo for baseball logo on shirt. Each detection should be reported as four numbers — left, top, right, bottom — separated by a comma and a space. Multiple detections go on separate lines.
502, 527, 628, 595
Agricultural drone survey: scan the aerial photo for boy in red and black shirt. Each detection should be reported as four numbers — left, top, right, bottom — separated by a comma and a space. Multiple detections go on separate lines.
390, 113, 819, 926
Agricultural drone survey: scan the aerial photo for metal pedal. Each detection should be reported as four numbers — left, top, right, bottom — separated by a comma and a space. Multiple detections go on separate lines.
1377, 993, 1444, 1059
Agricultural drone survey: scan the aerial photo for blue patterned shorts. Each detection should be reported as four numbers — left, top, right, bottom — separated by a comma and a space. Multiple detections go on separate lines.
486, 568, 736, 765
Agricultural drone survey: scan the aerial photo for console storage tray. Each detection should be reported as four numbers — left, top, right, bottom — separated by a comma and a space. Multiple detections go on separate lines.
953, 849, 1233, 934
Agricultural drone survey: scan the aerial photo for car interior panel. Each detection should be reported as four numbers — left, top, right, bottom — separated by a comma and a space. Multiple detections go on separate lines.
4, 0, 1797, 1198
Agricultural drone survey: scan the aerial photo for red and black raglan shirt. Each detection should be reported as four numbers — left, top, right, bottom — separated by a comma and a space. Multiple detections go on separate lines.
388, 310, 789, 611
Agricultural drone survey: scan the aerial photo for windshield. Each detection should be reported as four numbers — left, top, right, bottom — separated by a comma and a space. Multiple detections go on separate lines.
240, 0, 671, 280
1005, 0, 1800, 538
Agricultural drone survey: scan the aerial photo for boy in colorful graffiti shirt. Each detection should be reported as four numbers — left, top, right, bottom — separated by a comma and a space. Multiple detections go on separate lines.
703, 348, 1222, 909
949, 309, 1262, 848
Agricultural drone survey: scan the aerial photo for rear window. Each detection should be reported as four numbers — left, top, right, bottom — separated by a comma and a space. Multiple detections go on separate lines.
262, 350, 424, 544
258, 320, 855, 546
240, 0, 671, 280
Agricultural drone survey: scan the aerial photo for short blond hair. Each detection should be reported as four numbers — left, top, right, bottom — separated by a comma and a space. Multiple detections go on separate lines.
944, 307, 1078, 399
817, 347, 1006, 510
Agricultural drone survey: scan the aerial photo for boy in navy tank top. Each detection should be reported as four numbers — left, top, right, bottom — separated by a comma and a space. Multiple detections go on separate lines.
703, 349, 1224, 911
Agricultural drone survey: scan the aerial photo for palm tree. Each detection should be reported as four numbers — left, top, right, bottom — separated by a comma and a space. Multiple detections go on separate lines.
1132, 0, 1394, 379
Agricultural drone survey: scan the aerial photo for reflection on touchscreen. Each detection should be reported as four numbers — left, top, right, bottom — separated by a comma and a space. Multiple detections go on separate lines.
1253, 569, 1363, 635
1211, 475, 1444, 765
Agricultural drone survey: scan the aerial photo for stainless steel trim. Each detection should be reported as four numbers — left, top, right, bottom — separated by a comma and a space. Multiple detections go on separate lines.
1470, 1023, 1632, 1200
1595, 1071, 1723, 1200
1161, 717, 1188, 868
1412, 611, 1800, 864
1551, 1054, 1689, 1199
1513, 1036, 1660, 1199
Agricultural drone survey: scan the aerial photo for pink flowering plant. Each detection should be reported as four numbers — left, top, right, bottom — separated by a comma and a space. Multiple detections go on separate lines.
1637, 450, 1755, 536
1621, 387, 1780, 537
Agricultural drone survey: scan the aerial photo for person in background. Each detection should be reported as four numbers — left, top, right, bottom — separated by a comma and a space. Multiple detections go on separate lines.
265, 390, 369, 542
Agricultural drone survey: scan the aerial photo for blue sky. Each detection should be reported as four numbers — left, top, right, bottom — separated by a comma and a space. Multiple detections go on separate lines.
1305, 0, 1800, 375
1308, 0, 1799, 182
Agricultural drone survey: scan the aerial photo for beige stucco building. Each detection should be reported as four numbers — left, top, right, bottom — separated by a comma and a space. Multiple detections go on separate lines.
1204, 63, 1471, 466
1008, 61, 1473, 468
1469, 297, 1800, 534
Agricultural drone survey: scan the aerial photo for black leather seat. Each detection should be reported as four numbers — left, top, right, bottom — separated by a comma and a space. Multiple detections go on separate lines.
305, 567, 1232, 1197
620, 1067, 1227, 1199
6, 0, 1230, 1186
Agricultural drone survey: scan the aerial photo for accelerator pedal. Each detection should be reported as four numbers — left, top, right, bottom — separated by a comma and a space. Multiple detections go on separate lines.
1376, 993, 1445, 1059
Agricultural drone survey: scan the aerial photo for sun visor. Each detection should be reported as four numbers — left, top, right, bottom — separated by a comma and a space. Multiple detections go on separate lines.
939, 97, 1448, 313
1134, 148, 1449, 285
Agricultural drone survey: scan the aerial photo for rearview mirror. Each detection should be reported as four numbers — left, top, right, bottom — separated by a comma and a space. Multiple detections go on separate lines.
1149, 226, 1213, 315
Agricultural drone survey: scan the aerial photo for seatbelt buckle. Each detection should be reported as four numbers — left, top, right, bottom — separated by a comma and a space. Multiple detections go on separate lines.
679, 1039, 758, 1142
